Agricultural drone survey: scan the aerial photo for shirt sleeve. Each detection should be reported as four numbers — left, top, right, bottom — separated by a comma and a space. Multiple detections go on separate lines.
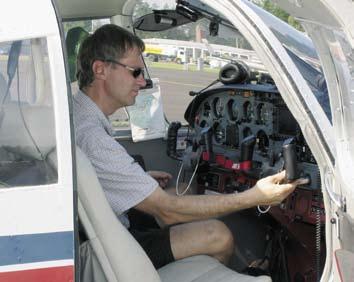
79, 123, 158, 215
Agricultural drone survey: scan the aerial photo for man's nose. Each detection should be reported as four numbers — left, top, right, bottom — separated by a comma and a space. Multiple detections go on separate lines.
137, 75, 147, 88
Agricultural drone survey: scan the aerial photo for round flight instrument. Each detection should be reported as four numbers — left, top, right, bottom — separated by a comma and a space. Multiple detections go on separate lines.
213, 97, 224, 117
214, 122, 225, 144
256, 103, 270, 125
256, 130, 269, 153
203, 101, 211, 118
243, 127, 253, 138
199, 120, 209, 128
243, 101, 253, 122
227, 99, 239, 121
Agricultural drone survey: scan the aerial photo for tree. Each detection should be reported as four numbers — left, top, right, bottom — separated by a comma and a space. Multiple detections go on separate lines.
253, 0, 304, 31
133, 0, 153, 19
63, 20, 92, 35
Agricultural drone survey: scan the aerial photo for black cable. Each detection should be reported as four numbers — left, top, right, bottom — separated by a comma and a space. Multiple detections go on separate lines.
1, 79, 12, 106
185, 78, 219, 139
0, 81, 11, 127
315, 206, 322, 282
189, 78, 220, 97
279, 230, 290, 282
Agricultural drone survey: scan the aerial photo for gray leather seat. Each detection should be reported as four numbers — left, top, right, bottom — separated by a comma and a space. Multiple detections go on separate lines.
159, 255, 270, 282
73, 147, 272, 282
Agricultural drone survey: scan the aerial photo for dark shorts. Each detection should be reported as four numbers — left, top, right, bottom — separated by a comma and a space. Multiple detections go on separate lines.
128, 209, 175, 269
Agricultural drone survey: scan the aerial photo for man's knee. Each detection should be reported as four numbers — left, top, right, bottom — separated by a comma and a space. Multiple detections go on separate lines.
206, 219, 234, 253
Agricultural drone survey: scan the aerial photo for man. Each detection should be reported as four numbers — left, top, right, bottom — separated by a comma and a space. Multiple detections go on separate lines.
73, 24, 308, 269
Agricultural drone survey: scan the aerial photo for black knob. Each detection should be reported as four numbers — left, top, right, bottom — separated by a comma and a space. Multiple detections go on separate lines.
282, 138, 299, 181
167, 122, 181, 159
240, 135, 256, 162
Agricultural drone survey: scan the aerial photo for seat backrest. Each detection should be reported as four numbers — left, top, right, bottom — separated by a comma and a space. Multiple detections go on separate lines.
66, 27, 89, 83
75, 147, 161, 282
0, 104, 56, 160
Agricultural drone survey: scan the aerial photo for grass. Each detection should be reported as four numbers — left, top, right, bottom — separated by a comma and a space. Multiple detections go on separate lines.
147, 61, 220, 73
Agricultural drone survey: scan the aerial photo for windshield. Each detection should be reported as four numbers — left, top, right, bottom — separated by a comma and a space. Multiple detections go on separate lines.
132, 0, 331, 123
138, 0, 331, 122
243, 1, 331, 121
199, 0, 332, 121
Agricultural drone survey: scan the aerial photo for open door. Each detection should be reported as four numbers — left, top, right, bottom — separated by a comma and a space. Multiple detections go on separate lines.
272, 1, 354, 281
0, 0, 76, 281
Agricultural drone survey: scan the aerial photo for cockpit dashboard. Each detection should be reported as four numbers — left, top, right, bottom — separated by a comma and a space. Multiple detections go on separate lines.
168, 63, 325, 228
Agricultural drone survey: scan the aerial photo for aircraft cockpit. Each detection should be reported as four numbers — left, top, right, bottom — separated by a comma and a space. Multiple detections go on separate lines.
131, 1, 331, 280
160, 59, 325, 280
1, 0, 354, 282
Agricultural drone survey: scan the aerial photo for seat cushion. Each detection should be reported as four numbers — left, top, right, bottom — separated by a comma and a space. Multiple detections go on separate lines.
158, 255, 271, 282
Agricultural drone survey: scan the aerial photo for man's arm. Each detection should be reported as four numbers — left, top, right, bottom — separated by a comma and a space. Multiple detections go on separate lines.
135, 171, 308, 225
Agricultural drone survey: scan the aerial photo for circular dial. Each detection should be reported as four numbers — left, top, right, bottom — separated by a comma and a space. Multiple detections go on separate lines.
203, 101, 211, 118
227, 99, 239, 121
256, 130, 269, 153
243, 101, 253, 122
243, 127, 253, 138
213, 97, 224, 118
256, 103, 270, 125
199, 120, 209, 128
214, 122, 225, 144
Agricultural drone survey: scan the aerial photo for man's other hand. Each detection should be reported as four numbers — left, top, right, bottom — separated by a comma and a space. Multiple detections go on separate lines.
148, 170, 172, 189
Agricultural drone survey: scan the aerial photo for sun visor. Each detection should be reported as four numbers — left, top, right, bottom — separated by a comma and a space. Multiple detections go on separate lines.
133, 9, 196, 32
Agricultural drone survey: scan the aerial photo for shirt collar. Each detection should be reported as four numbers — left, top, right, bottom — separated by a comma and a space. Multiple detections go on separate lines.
76, 90, 113, 136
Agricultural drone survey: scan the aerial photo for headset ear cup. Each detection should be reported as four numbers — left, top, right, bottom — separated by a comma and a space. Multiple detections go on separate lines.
219, 63, 238, 84
219, 62, 250, 84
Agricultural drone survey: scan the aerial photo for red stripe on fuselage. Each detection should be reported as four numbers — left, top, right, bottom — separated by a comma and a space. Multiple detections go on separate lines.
0, 265, 74, 282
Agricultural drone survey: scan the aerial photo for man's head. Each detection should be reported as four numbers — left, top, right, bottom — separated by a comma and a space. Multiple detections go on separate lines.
77, 24, 146, 112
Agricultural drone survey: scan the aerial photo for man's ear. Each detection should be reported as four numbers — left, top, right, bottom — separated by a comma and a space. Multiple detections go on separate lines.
92, 60, 107, 80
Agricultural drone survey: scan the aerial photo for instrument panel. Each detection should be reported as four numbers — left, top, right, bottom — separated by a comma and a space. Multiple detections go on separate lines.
183, 84, 320, 192
176, 84, 324, 226
195, 90, 274, 153
167, 61, 326, 281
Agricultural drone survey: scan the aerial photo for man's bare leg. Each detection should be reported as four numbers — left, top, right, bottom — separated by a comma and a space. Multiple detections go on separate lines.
170, 219, 234, 265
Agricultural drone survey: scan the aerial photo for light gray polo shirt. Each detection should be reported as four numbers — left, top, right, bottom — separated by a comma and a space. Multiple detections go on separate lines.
73, 90, 158, 228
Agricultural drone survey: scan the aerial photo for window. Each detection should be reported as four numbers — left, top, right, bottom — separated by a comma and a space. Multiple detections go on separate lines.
0, 38, 57, 188
133, 2, 255, 123
246, 1, 332, 121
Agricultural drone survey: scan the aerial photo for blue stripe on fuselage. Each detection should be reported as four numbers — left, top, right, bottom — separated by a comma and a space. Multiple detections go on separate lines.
0, 231, 73, 266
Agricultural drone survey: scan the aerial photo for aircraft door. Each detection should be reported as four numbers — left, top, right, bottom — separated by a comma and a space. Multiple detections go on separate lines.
293, 2, 354, 281
272, 0, 354, 280
0, 1, 76, 281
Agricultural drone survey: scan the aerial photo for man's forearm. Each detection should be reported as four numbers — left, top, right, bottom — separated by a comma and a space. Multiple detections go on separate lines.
160, 190, 256, 224
138, 171, 305, 225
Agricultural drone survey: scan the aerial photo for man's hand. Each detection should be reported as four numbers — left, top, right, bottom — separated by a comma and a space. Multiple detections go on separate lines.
148, 170, 172, 189
249, 170, 309, 206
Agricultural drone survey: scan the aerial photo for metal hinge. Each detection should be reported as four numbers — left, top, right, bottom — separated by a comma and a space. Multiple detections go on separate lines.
324, 170, 346, 212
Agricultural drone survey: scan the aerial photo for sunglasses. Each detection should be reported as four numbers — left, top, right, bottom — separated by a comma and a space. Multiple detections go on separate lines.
104, 59, 145, 79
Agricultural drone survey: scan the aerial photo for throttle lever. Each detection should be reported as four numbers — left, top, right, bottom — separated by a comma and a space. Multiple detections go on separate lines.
200, 126, 214, 162
282, 137, 299, 181
240, 135, 256, 162
167, 121, 182, 160
239, 135, 256, 171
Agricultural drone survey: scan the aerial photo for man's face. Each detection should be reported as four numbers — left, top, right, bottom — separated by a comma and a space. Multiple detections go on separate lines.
105, 47, 146, 109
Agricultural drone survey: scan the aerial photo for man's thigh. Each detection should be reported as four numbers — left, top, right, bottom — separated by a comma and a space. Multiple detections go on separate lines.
130, 220, 218, 269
